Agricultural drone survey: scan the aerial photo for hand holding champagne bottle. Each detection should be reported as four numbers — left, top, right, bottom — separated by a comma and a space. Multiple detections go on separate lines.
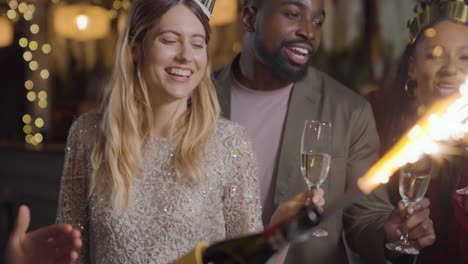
173, 191, 324, 264
202, 204, 320, 264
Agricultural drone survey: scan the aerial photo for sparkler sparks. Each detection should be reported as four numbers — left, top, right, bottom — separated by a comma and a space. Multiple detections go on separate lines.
358, 77, 468, 194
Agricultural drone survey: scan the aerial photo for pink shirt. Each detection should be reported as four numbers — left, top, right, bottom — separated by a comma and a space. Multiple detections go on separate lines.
230, 76, 293, 226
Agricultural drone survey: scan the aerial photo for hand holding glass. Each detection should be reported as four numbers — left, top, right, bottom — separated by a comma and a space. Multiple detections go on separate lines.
385, 156, 432, 255
300, 120, 332, 238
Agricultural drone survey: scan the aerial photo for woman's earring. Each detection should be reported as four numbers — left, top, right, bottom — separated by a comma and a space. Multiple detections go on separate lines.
404, 79, 417, 98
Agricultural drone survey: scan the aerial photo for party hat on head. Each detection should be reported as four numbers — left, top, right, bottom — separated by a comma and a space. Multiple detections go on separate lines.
195, 0, 216, 19
408, 0, 468, 43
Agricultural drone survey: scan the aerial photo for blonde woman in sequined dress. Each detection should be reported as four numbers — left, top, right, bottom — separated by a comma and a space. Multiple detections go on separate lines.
54, 0, 261, 263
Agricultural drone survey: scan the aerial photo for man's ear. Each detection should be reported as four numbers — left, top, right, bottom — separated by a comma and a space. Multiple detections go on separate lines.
241, 6, 257, 33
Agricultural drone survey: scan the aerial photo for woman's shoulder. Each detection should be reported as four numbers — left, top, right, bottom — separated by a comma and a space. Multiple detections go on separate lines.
212, 118, 253, 153
214, 118, 249, 141
67, 112, 102, 146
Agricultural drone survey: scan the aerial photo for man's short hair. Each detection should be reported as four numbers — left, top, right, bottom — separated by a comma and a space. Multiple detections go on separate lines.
244, 0, 263, 7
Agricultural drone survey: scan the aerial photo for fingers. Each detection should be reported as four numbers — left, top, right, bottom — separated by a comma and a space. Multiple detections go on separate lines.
43, 227, 82, 263
53, 250, 79, 264
404, 208, 430, 232
402, 198, 431, 232
306, 188, 325, 214
52, 229, 82, 251
30, 224, 73, 243
415, 232, 436, 249
406, 198, 430, 215
52, 237, 82, 261
396, 200, 407, 218
384, 207, 404, 242
12, 205, 30, 237
407, 218, 435, 249
311, 188, 325, 207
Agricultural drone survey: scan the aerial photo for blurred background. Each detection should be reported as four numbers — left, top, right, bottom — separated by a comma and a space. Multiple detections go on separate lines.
0, 0, 418, 260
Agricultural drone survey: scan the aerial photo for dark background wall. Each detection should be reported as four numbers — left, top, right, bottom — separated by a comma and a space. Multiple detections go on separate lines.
0, 148, 64, 263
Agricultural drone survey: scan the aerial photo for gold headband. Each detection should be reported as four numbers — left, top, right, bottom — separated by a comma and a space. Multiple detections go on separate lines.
408, 0, 468, 43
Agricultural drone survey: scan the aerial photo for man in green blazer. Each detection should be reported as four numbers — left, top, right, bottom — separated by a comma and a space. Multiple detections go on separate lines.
214, 0, 436, 263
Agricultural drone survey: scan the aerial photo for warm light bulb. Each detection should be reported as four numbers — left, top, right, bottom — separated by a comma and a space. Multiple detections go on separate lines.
7, 10, 17, 20
19, 37, 28, 47
76, 15, 89, 31
23, 125, 32, 134
17, 2, 27, 13
29, 40, 38, 51
24, 11, 33, 21
9, 0, 18, 9
35, 118, 44, 128
42, 44, 51, 54
27, 91, 36, 101
24, 80, 33, 90
23, 51, 32, 61
40, 69, 49, 79
38, 100, 48, 109
30, 24, 39, 34
38, 91, 47, 100
29, 61, 38, 71
22, 114, 31, 124
34, 133, 43, 143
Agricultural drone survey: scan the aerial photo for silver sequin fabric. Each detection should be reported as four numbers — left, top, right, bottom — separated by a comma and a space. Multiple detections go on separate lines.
56, 113, 263, 264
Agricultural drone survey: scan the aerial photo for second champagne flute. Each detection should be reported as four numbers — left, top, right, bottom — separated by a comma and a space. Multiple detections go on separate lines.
456, 186, 468, 195
385, 156, 432, 255
300, 120, 332, 238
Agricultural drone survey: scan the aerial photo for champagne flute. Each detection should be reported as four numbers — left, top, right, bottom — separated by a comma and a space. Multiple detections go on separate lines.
300, 120, 332, 238
386, 156, 432, 255
456, 186, 468, 195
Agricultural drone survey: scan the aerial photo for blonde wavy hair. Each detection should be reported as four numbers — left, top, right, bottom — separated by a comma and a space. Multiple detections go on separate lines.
90, 0, 220, 212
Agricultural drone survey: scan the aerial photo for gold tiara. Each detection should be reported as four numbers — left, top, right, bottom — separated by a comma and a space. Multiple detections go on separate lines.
408, 0, 468, 43
195, 0, 216, 19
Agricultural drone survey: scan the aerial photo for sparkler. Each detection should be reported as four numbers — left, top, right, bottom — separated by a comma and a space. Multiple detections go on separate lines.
358, 77, 468, 194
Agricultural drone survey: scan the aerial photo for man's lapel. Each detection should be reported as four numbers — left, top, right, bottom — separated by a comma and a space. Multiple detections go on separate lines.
274, 68, 324, 204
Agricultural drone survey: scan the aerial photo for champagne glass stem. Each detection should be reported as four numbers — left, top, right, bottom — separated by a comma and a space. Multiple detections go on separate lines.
309, 185, 319, 193
307, 185, 327, 237
400, 231, 411, 246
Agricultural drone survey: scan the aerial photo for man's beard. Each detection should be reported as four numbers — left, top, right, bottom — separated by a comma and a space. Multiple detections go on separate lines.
254, 37, 314, 82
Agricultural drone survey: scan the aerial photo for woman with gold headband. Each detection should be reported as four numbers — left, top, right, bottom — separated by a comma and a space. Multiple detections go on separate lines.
5, 0, 324, 263
374, 0, 468, 262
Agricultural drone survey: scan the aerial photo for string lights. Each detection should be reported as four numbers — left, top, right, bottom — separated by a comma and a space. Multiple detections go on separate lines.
3, 0, 130, 146
5, 0, 51, 146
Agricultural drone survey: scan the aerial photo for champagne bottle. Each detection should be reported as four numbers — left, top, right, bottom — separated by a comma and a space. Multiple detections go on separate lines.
202, 205, 320, 264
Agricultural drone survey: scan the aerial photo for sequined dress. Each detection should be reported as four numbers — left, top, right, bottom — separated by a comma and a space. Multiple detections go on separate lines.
56, 113, 263, 264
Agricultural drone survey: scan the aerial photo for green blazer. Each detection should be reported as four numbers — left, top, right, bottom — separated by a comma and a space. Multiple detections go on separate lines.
215, 56, 394, 263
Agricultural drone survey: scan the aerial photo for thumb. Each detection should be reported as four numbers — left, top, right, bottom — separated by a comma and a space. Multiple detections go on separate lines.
12, 205, 30, 236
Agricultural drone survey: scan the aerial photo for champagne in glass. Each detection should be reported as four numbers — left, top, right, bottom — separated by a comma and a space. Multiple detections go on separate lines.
301, 153, 331, 189
300, 120, 332, 237
386, 156, 432, 255
399, 172, 431, 205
